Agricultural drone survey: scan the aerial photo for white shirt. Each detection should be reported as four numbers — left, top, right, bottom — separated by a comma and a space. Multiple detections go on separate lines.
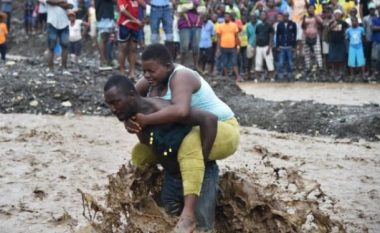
69, 19, 82, 41
45, 0, 69, 29
38, 0, 47, 14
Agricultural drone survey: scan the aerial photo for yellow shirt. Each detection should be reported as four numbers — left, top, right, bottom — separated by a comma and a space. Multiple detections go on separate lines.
343, 1, 356, 19
216, 22, 239, 48
0, 23, 8, 44
239, 24, 248, 47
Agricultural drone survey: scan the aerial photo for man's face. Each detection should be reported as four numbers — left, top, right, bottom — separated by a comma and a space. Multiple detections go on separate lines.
224, 13, 231, 22
104, 86, 136, 121
260, 12, 267, 22
267, 0, 274, 8
283, 13, 289, 21
251, 14, 257, 23
141, 59, 171, 87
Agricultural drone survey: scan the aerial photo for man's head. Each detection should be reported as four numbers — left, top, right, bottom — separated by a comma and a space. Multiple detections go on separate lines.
308, 5, 316, 16
368, 3, 376, 15
241, 14, 247, 24
141, 44, 173, 87
251, 13, 257, 23
224, 12, 232, 23
334, 9, 342, 20
260, 11, 267, 22
349, 7, 357, 17
351, 16, 358, 27
267, 0, 275, 9
104, 75, 139, 121
68, 10, 76, 22
282, 11, 289, 21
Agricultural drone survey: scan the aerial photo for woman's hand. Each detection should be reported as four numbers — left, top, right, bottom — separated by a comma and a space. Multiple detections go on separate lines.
124, 117, 142, 134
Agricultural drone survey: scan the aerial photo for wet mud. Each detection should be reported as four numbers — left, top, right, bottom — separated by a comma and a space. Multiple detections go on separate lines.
79, 160, 344, 233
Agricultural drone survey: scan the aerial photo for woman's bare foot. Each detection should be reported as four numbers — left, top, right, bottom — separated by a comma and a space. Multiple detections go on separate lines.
172, 214, 196, 233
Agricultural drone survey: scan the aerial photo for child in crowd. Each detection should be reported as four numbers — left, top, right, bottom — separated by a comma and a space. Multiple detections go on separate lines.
345, 7, 362, 26
199, 14, 215, 76
0, 12, 8, 63
68, 11, 89, 63
346, 17, 365, 80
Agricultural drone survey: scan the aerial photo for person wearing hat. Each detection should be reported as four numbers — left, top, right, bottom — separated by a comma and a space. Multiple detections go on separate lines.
328, 8, 349, 80
363, 2, 377, 75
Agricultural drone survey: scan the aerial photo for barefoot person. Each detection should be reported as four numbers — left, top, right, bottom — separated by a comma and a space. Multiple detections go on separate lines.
126, 43, 240, 232
104, 74, 220, 232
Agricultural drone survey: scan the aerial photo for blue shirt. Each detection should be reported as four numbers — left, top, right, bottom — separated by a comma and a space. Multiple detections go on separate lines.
346, 26, 364, 49
150, 0, 170, 6
199, 20, 214, 48
372, 17, 380, 43
247, 20, 261, 46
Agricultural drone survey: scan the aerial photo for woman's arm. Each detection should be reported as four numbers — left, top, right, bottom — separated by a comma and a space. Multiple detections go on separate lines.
136, 70, 201, 126
135, 77, 150, 97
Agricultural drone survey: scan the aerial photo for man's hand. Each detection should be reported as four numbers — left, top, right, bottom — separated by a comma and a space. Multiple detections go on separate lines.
266, 47, 271, 55
124, 117, 142, 134
134, 19, 143, 28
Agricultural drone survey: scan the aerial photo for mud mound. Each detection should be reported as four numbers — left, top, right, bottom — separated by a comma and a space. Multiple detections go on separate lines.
1, 59, 379, 140
77, 162, 344, 233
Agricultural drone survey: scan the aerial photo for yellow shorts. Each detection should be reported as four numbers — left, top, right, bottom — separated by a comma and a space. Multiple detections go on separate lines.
132, 117, 240, 196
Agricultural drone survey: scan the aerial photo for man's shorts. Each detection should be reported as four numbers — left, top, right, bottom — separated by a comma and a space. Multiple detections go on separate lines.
47, 23, 69, 50
118, 25, 138, 42
255, 46, 274, 72
247, 44, 255, 59
199, 47, 213, 64
322, 41, 329, 55
69, 40, 82, 56
97, 18, 114, 35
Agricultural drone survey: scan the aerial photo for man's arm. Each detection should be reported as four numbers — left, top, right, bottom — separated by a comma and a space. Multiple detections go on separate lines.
184, 109, 218, 161
46, 0, 64, 5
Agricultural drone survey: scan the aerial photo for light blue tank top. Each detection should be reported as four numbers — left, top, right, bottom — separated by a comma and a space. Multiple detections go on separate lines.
161, 64, 234, 121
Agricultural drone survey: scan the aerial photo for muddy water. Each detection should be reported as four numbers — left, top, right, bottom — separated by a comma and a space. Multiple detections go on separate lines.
238, 82, 380, 106
1, 114, 378, 233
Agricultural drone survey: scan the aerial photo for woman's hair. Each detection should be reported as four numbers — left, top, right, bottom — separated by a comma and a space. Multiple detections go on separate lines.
141, 43, 172, 65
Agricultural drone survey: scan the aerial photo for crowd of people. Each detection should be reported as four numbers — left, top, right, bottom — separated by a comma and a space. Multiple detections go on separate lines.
1, 0, 380, 81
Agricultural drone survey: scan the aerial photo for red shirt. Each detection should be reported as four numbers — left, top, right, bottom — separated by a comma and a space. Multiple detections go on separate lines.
117, 0, 140, 30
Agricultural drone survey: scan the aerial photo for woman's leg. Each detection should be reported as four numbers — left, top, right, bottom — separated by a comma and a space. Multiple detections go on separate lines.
175, 118, 240, 232
131, 143, 158, 168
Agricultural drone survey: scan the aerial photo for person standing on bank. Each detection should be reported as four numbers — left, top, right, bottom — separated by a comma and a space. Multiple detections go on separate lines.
126, 43, 240, 232
149, 0, 176, 57
117, 0, 145, 80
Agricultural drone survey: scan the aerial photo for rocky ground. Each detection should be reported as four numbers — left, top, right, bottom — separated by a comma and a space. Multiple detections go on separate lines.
1, 57, 380, 141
